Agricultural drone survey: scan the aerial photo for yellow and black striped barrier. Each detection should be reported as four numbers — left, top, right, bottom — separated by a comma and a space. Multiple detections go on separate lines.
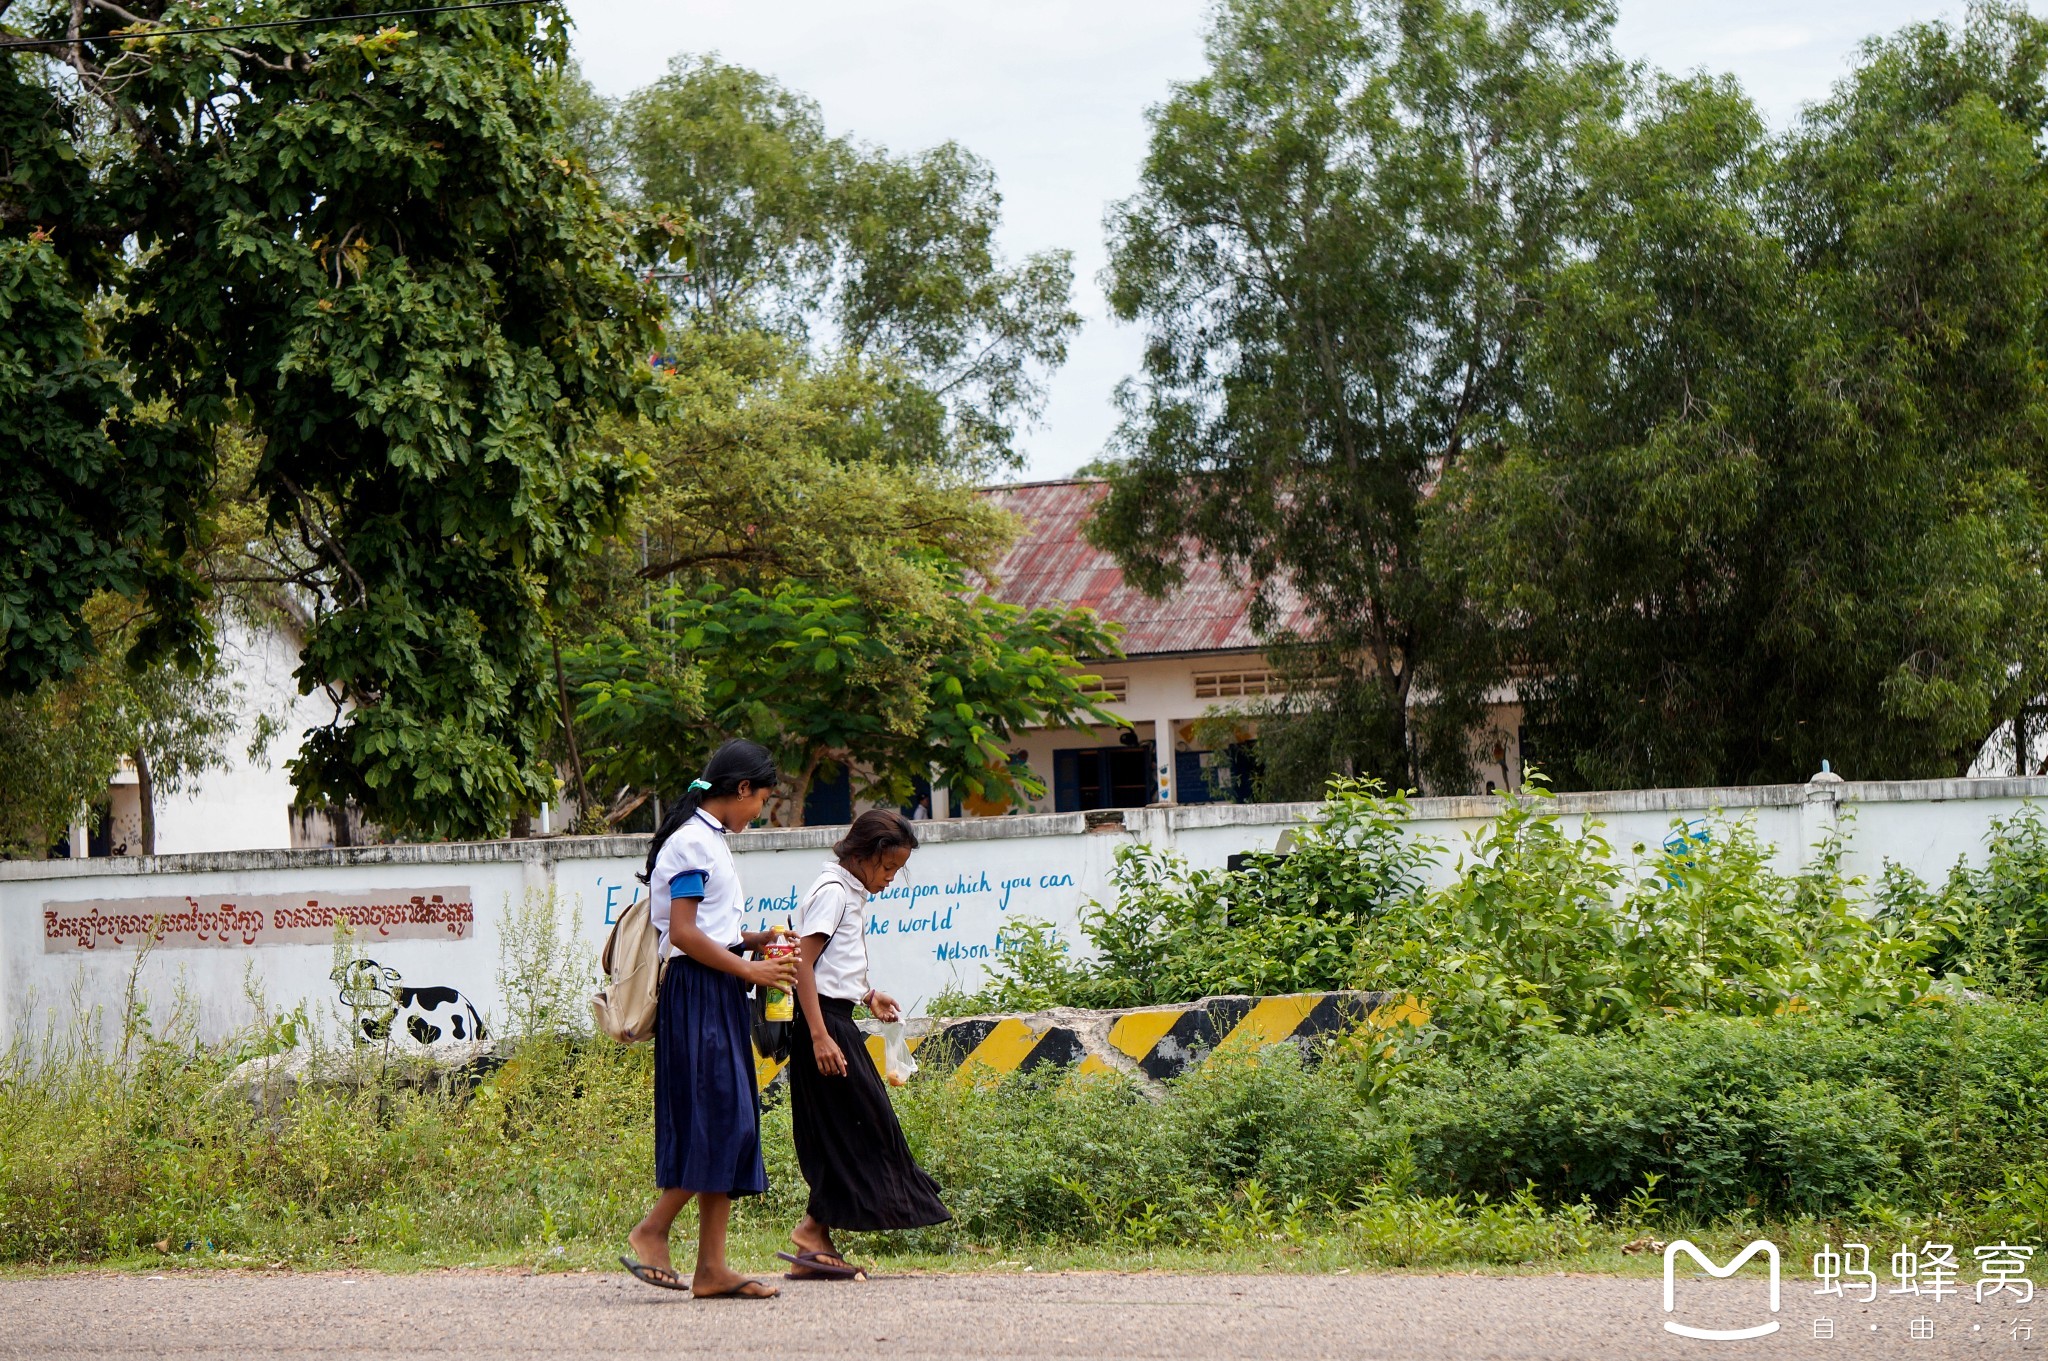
1095, 991, 1419, 1081
756, 991, 1426, 1092
907, 1015, 1090, 1080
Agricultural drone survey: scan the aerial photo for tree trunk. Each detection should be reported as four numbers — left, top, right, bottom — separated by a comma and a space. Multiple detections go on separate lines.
1378, 658, 1415, 791
784, 748, 825, 829
550, 638, 598, 832
133, 748, 155, 856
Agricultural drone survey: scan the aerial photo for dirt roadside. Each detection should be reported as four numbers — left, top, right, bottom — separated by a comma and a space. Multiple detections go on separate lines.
1, 1267, 2036, 1359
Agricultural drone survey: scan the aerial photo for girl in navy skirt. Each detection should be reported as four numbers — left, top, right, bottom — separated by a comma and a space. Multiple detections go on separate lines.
780, 809, 950, 1280
622, 739, 797, 1299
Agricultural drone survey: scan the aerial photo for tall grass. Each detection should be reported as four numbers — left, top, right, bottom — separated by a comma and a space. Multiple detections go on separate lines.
0, 1014, 1611, 1268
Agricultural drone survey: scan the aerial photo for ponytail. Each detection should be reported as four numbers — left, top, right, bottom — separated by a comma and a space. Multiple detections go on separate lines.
640, 738, 781, 881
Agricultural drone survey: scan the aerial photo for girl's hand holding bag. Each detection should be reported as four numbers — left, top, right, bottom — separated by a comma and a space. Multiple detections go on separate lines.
877, 1020, 917, 1087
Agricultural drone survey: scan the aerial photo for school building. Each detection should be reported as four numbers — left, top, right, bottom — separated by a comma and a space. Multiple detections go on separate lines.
876, 478, 1526, 822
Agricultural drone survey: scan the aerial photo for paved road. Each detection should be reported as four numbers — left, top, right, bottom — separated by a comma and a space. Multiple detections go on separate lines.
2, 1269, 2041, 1359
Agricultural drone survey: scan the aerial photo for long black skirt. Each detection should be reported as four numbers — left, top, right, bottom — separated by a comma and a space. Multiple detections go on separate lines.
654, 955, 767, 1196
789, 997, 950, 1231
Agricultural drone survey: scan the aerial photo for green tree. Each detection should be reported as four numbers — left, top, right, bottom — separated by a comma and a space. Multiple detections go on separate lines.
0, 239, 207, 696
1447, 5, 2048, 786
2, 49, 208, 693
0, 667, 126, 857
617, 331, 1016, 603
1091, 0, 1626, 794
540, 333, 1032, 825
3, 0, 665, 838
537, 58, 1095, 824
608, 56, 1079, 475
568, 577, 1122, 823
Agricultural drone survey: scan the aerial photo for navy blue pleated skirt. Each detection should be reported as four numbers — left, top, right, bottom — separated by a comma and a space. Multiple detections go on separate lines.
653, 954, 767, 1196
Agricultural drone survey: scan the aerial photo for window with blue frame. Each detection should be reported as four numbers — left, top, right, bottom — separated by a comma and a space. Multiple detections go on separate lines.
1174, 742, 1260, 804
803, 765, 853, 827
1052, 745, 1154, 812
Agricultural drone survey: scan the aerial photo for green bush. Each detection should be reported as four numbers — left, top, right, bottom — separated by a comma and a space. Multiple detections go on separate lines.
932, 779, 1432, 1014
949, 780, 1937, 1054
1359, 798, 1932, 1056
889, 1044, 1374, 1242
1371, 1004, 2048, 1219
934, 779, 1435, 1014
1762, 1079, 1907, 1215
924, 915, 1092, 1017
1077, 781, 1434, 1007
1879, 806, 2048, 999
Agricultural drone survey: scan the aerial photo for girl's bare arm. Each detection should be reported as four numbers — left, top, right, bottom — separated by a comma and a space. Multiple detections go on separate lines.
795, 933, 848, 1076
671, 899, 795, 991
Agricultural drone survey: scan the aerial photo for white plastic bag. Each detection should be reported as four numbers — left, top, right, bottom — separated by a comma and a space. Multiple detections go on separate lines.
877, 1021, 918, 1087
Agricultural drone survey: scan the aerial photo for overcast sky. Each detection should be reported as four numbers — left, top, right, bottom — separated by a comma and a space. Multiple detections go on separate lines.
563, 0, 1983, 482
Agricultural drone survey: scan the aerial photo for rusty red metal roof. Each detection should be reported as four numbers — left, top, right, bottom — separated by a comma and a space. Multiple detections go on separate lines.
977, 480, 1299, 659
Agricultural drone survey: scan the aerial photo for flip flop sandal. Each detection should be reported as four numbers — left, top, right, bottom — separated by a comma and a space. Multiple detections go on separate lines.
619, 1256, 688, 1291
693, 1278, 779, 1300
776, 1250, 865, 1280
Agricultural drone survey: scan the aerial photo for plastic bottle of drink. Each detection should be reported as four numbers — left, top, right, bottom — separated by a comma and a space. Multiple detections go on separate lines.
763, 924, 797, 1022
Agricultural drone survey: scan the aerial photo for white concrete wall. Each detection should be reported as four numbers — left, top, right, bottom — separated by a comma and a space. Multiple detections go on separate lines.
8, 775, 2047, 1052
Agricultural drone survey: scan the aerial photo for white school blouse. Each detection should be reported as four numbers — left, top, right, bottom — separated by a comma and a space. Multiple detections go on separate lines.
796, 863, 872, 1003
650, 810, 744, 957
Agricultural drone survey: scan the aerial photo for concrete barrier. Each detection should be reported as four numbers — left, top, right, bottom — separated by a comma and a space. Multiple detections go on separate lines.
761, 990, 1425, 1093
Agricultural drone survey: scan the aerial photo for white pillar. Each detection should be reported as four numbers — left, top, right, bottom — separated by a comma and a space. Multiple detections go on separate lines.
1802, 764, 1845, 874
931, 780, 952, 820
1156, 719, 1179, 804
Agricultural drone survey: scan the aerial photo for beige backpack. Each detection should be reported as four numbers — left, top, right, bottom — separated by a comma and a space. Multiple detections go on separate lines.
591, 895, 667, 1043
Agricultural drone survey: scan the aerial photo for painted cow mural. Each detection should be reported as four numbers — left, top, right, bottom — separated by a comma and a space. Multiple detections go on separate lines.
331, 958, 488, 1045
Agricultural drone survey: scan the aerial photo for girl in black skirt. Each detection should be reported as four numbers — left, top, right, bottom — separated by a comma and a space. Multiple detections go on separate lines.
622, 739, 798, 1300
780, 809, 951, 1280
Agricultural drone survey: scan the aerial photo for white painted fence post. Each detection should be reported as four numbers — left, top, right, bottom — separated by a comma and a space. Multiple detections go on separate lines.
1802, 763, 1846, 873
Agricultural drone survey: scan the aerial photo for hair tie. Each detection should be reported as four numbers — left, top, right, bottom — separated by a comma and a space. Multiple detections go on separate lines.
689, 778, 712, 792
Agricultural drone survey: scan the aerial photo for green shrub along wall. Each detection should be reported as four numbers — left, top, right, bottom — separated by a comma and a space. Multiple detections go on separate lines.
903, 1005, 2048, 1239
1377, 1006, 2048, 1218
938, 782, 2048, 1055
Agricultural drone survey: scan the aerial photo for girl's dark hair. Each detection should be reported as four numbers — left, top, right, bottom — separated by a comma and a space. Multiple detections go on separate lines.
833, 808, 920, 863
641, 738, 781, 881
